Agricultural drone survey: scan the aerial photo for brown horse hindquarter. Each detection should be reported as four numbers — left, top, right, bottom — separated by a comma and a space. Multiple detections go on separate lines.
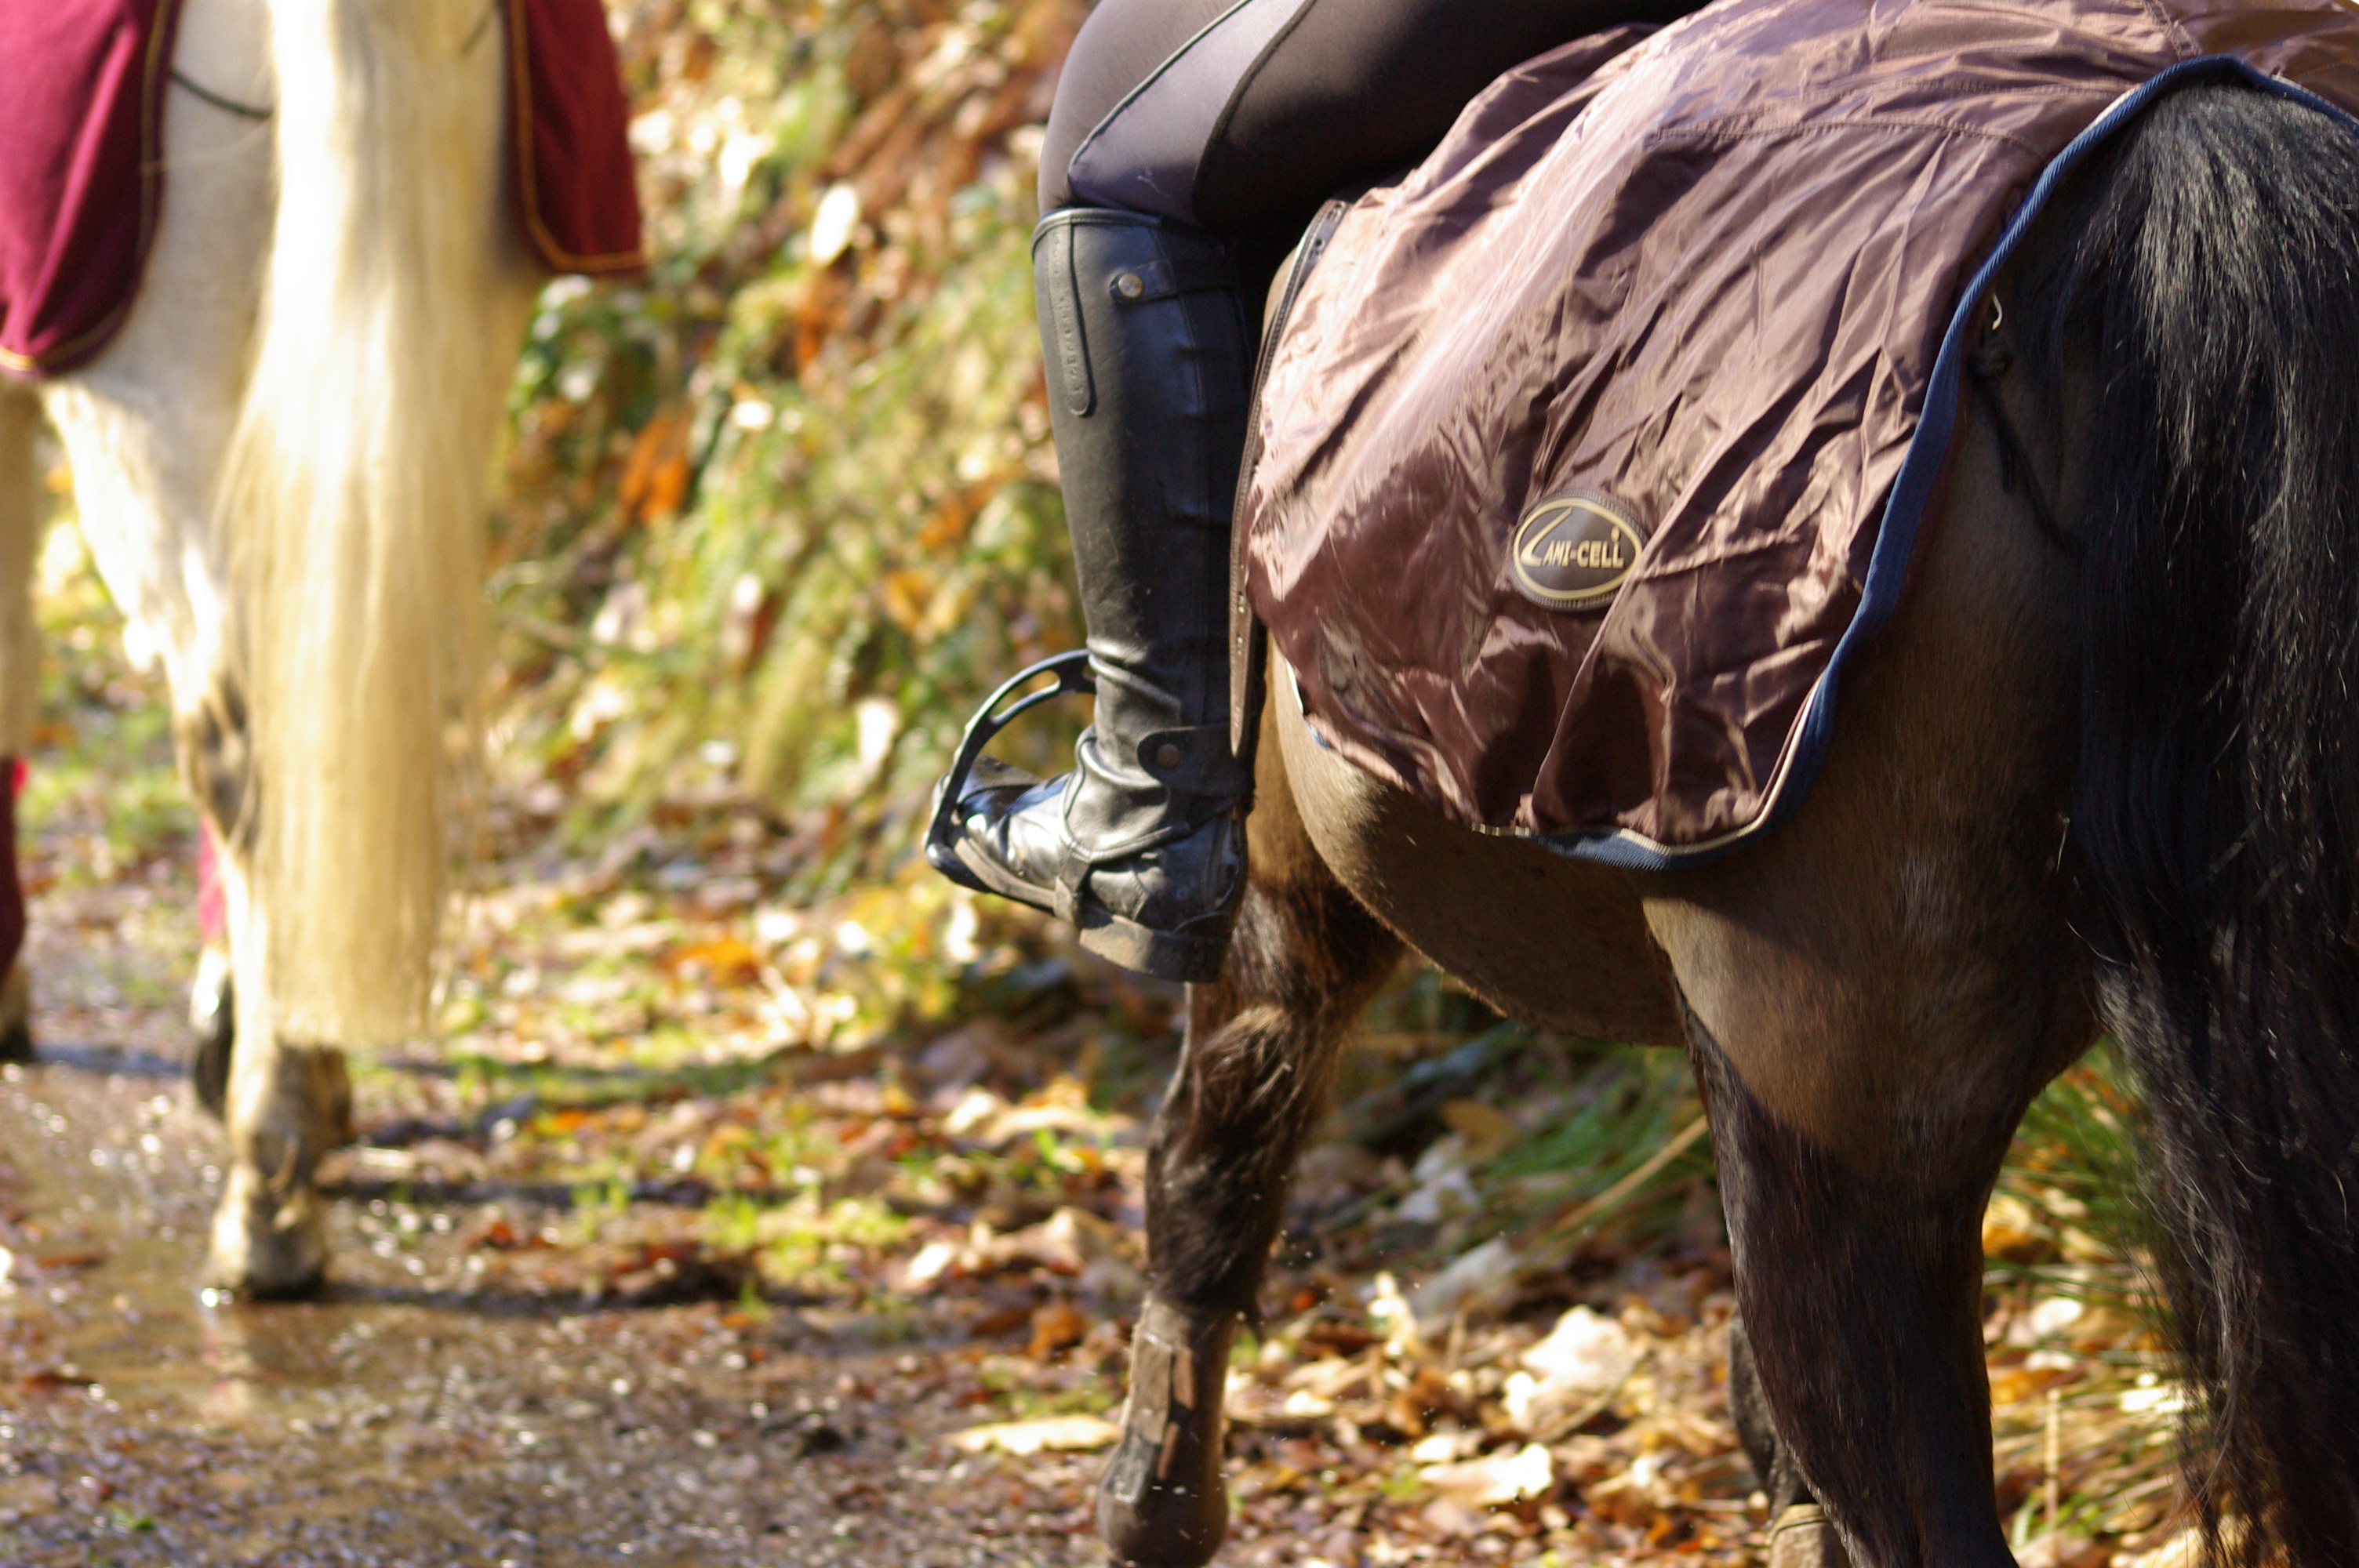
1273, 372, 2093, 1127
1634, 368, 2095, 1164
1274, 372, 2095, 1567
1628, 367, 2099, 1565
1114, 76, 2359, 1568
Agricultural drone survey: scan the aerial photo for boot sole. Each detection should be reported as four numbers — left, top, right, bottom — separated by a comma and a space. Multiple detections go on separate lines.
936, 837, 1230, 985
1074, 907, 1229, 985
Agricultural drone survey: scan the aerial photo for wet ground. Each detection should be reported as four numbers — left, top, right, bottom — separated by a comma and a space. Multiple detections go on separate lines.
0, 892, 1103, 1568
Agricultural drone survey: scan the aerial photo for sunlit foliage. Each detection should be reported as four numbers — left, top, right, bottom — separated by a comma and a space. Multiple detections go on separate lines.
495, 0, 1090, 890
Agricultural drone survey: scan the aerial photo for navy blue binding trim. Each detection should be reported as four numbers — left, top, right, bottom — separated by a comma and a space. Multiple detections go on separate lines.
1539, 55, 2359, 872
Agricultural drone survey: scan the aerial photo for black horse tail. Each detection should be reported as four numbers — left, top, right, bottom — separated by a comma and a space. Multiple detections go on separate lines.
2030, 80, 2359, 1564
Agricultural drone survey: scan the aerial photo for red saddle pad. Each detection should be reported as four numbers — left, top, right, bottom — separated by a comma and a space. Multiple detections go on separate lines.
0, 0, 642, 380
506, 0, 644, 279
0, 0, 178, 378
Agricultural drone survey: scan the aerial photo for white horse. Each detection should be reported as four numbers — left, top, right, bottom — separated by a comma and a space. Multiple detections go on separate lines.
0, 0, 543, 1294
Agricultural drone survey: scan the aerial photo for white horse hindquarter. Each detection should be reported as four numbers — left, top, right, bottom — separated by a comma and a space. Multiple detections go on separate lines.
9, 0, 275, 1074
37, 0, 274, 715
16, 0, 289, 1286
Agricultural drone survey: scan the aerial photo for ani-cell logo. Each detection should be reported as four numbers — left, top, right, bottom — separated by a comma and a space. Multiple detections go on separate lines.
1510, 489, 1648, 609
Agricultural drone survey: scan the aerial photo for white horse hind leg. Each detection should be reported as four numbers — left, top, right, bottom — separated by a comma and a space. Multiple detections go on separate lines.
41, 0, 348, 1293
0, 386, 42, 1061
205, 848, 350, 1295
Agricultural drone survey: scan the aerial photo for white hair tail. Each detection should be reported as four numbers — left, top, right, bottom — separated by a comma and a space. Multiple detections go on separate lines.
221, 0, 535, 1043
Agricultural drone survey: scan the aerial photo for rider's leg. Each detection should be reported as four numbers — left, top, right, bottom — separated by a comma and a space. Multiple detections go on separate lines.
1041, 0, 1710, 232
929, 207, 1259, 982
934, 0, 1708, 982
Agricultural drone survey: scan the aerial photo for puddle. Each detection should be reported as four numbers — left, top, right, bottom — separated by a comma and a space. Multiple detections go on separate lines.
0, 1058, 1101, 1566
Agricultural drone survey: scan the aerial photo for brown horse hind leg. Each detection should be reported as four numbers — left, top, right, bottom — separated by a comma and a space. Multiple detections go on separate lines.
1100, 727, 1403, 1568
1639, 368, 2092, 1566
1730, 1317, 1853, 1568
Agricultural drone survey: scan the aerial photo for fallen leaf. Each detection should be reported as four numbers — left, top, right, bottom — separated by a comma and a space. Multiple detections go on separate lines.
1420, 1496, 1487, 1537
665, 936, 765, 986
969, 1304, 1032, 1338
1988, 1362, 2077, 1406
1410, 1431, 1485, 1464
903, 1238, 959, 1287
1522, 1305, 1638, 1389
1982, 1193, 2052, 1263
882, 569, 933, 632
618, 410, 691, 523
470, 1218, 525, 1250
31, 1249, 107, 1271
949, 1415, 1120, 1456
1438, 1099, 1521, 1160
2119, 1529, 2211, 1568
1550, 1433, 1623, 1484
1408, 1236, 1518, 1327
2016, 1534, 2111, 1568
1586, 1456, 1674, 1527
1621, 1406, 1739, 1459
1388, 1366, 1463, 1439
978, 1208, 1144, 1298
1027, 1300, 1087, 1359
1370, 1272, 1423, 1359
1419, 1441, 1554, 1508
1506, 1305, 1639, 1433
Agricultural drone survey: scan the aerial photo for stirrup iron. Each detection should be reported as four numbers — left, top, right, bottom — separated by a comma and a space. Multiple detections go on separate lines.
923, 650, 1095, 894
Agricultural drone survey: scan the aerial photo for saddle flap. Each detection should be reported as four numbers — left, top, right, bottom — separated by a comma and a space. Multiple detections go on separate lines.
1228, 197, 1350, 759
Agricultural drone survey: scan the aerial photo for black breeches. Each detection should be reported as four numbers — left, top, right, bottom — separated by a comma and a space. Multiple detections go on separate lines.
1040, 0, 1706, 238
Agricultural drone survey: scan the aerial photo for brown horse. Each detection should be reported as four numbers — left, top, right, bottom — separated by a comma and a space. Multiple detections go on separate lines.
1089, 82, 2359, 1568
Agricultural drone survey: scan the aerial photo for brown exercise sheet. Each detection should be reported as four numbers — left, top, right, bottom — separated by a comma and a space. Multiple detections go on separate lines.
1239, 0, 2359, 866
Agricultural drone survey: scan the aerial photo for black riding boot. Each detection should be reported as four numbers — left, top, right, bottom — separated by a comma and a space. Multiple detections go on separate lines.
925, 209, 1255, 983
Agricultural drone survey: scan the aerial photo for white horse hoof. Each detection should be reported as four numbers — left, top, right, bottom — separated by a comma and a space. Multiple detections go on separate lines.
201, 1044, 351, 1297
202, 1167, 329, 1299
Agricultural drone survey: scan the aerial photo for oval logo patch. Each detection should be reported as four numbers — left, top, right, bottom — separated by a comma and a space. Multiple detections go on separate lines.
1510, 490, 1648, 610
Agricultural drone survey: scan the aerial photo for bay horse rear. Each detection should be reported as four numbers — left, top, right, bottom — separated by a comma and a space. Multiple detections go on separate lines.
1097, 78, 2359, 1568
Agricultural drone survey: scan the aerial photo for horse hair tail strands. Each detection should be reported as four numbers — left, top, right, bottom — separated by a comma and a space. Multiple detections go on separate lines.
216, 0, 536, 1044
2027, 81, 2359, 1566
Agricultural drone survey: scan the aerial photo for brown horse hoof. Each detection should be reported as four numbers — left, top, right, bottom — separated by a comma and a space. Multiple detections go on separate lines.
0, 960, 31, 1063
1767, 1503, 1853, 1568
1097, 1297, 1237, 1567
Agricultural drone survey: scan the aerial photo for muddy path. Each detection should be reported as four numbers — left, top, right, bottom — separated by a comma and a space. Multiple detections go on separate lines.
0, 900, 1101, 1567
0, 561, 2191, 1568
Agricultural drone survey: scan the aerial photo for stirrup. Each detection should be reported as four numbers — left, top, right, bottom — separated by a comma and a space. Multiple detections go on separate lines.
924, 649, 1096, 895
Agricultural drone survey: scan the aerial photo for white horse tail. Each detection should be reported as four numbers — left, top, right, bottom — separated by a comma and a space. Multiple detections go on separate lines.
217, 0, 536, 1044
